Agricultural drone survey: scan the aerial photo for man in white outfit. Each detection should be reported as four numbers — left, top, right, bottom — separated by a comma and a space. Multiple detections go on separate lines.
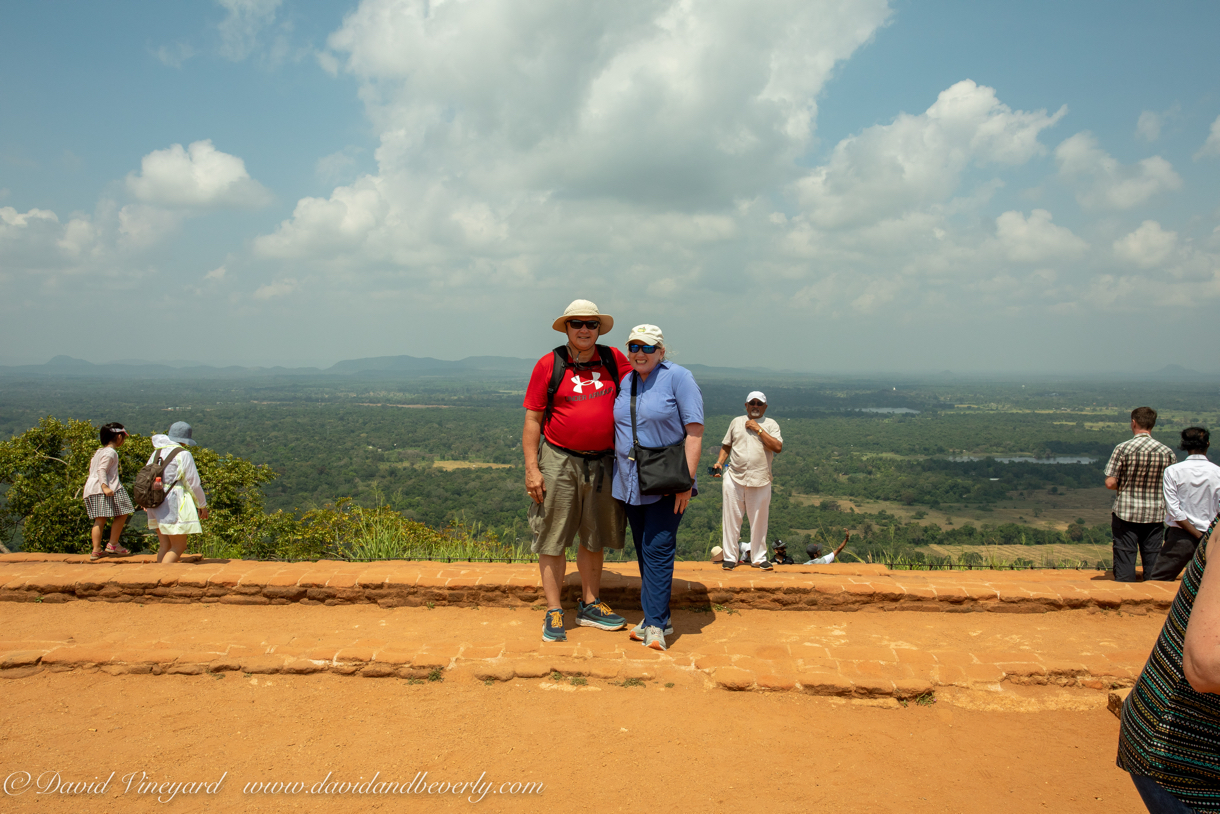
1147, 427, 1220, 581
712, 390, 783, 571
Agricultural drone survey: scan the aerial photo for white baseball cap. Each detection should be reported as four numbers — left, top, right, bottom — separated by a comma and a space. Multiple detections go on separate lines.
626, 324, 664, 347
746, 391, 767, 404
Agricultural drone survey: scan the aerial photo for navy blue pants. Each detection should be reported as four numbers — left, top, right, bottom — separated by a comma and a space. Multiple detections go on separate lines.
624, 496, 684, 631
1130, 773, 1198, 813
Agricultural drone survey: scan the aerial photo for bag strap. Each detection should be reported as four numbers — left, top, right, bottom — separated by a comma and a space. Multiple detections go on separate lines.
629, 370, 688, 460
628, 371, 640, 460
157, 447, 187, 486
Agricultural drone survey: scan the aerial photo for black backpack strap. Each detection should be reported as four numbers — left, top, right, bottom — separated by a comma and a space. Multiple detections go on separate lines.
595, 345, 622, 398
543, 346, 571, 427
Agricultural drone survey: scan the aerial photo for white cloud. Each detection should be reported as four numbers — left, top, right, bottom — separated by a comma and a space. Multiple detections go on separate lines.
1, 206, 58, 230
1135, 105, 1180, 143
1196, 115, 1220, 160
315, 147, 364, 184
0, 206, 105, 276
126, 140, 272, 209
217, 0, 282, 61
1135, 111, 1161, 142
153, 42, 196, 68
1114, 220, 1177, 268
794, 80, 1066, 228
252, 278, 297, 299
256, 178, 387, 258
57, 217, 100, 258
1055, 132, 1182, 209
117, 204, 183, 250
260, 0, 892, 268
991, 209, 1088, 263
204, 265, 227, 281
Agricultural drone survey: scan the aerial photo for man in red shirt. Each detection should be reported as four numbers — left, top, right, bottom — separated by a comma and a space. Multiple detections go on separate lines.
523, 299, 633, 642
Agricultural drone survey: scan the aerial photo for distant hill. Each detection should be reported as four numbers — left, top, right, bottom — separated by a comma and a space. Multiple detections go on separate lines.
326, 355, 533, 376
2, 355, 1216, 383
1144, 364, 1206, 382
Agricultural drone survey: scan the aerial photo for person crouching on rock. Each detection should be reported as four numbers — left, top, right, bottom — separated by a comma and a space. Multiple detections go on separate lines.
146, 422, 209, 564
770, 540, 794, 565
808, 530, 850, 565
83, 422, 134, 560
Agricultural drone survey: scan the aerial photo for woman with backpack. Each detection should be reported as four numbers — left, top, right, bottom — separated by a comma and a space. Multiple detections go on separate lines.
144, 421, 209, 564
83, 422, 134, 560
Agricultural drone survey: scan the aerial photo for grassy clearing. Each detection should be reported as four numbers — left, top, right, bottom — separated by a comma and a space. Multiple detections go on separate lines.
790, 487, 1114, 531
925, 543, 1112, 563
839, 543, 1111, 570
432, 460, 514, 471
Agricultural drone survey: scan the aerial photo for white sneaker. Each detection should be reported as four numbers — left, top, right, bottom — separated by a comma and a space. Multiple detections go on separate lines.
643, 625, 667, 651
628, 620, 674, 640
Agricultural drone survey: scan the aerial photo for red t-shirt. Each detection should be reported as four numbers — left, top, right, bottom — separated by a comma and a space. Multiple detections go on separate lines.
524, 347, 633, 451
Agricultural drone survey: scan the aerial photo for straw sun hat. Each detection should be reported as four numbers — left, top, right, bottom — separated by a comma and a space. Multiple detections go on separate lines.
551, 299, 614, 335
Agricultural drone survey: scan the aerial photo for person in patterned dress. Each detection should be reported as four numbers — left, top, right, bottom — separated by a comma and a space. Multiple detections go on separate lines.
1118, 516, 1220, 812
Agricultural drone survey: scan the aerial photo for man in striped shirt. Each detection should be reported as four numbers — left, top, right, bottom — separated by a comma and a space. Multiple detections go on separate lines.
1104, 406, 1177, 582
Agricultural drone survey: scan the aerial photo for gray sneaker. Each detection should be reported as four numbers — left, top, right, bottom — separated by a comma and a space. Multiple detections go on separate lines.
628, 620, 674, 641
643, 625, 667, 651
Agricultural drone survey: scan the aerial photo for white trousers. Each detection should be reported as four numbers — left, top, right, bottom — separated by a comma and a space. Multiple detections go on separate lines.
720, 476, 771, 564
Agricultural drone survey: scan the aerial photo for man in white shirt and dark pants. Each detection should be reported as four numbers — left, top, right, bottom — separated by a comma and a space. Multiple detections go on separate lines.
712, 390, 783, 571
1148, 427, 1220, 581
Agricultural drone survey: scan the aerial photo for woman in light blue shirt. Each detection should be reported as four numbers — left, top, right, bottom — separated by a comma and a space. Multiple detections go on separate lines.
612, 324, 704, 651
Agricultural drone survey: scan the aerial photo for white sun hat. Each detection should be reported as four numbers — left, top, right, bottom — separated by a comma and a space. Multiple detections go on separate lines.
551, 299, 614, 335
710, 546, 724, 563
746, 391, 767, 403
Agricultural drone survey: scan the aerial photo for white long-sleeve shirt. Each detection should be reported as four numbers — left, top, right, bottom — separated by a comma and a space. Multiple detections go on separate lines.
83, 447, 121, 497
1163, 454, 1220, 533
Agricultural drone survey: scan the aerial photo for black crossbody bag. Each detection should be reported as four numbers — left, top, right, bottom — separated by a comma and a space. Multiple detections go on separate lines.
628, 371, 693, 496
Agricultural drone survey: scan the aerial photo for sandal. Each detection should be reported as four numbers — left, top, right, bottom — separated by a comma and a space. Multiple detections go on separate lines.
105, 543, 131, 556
89, 550, 105, 561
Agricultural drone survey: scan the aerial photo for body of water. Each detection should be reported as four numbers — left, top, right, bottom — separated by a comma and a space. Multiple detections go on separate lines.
857, 407, 920, 414
950, 455, 1098, 465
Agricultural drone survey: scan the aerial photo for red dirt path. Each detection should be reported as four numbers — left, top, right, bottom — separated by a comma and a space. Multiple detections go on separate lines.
1, 601, 1153, 813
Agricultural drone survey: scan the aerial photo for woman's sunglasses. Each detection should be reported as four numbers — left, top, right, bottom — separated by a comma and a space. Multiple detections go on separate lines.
628, 343, 659, 354
567, 319, 601, 330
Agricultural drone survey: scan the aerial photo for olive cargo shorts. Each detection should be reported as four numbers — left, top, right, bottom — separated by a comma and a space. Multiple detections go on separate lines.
529, 442, 626, 556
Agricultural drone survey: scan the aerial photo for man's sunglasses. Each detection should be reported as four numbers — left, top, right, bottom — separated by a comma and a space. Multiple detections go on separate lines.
628, 343, 659, 354
567, 319, 601, 330
747, 400, 765, 407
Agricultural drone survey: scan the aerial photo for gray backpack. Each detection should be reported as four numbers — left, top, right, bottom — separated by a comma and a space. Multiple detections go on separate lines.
131, 447, 185, 509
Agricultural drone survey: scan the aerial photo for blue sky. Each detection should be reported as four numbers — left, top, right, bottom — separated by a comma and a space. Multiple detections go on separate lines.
2, 1, 1219, 373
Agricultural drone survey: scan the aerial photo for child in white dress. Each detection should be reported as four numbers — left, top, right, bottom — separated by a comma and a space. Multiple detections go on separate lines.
83, 422, 134, 560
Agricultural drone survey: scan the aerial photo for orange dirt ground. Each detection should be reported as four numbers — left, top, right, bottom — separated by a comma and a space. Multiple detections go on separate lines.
1, 601, 1157, 813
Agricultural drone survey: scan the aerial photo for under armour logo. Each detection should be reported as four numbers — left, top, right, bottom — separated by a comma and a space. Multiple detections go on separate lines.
569, 371, 604, 393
